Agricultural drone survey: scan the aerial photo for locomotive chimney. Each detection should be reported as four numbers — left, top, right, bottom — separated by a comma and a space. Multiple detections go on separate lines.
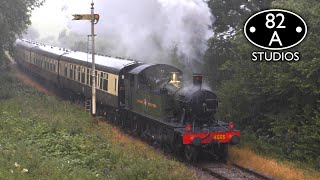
193, 73, 203, 89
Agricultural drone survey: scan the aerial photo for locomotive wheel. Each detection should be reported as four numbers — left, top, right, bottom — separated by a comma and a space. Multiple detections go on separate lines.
131, 119, 141, 136
173, 137, 183, 156
120, 118, 125, 128
185, 145, 199, 162
215, 144, 229, 161
161, 133, 172, 153
117, 111, 127, 128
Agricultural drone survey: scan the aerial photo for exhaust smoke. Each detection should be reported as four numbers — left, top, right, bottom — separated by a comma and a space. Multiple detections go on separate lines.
26, 0, 214, 71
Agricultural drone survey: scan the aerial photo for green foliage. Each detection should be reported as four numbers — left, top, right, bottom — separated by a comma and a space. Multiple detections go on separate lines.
204, 0, 273, 90
208, 0, 273, 34
0, 71, 195, 179
205, 0, 320, 169
0, 71, 16, 99
0, 0, 44, 65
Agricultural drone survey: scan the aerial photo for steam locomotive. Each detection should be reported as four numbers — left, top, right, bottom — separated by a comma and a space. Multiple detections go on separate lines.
14, 39, 240, 161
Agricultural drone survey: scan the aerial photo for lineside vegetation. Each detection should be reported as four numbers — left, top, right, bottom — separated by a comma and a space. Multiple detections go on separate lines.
204, 0, 320, 170
0, 67, 197, 179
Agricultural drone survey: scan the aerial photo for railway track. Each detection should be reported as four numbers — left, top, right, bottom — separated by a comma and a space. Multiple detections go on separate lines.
196, 162, 273, 180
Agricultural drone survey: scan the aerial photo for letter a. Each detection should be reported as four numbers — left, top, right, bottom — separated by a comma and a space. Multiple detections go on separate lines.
269, 31, 282, 47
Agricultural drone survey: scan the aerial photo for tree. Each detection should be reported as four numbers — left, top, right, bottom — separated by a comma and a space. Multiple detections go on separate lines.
203, 0, 273, 90
213, 0, 320, 168
0, 0, 44, 65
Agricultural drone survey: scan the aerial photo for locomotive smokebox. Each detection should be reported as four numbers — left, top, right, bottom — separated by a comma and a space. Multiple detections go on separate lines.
193, 73, 203, 89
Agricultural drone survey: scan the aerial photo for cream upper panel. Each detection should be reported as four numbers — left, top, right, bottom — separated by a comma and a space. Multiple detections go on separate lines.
108, 73, 118, 96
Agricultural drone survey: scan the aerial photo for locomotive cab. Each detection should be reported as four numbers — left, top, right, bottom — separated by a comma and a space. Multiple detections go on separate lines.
124, 64, 182, 120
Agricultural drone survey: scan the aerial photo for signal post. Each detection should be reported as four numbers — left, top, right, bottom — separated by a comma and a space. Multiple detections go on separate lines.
72, 2, 100, 116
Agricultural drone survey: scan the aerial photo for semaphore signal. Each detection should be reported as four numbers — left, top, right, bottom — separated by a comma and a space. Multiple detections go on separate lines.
72, 14, 100, 24
72, 2, 100, 116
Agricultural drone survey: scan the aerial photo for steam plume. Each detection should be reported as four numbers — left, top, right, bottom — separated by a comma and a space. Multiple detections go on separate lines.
26, 0, 214, 70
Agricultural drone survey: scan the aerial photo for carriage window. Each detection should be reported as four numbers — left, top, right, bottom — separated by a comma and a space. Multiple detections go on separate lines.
90, 70, 93, 86
64, 63, 68, 77
81, 67, 86, 83
95, 71, 98, 87
77, 66, 81, 81
103, 73, 108, 91
114, 78, 117, 92
73, 65, 76, 80
70, 64, 73, 79
97, 71, 100, 88
87, 69, 90, 85
100, 72, 103, 90
53, 61, 56, 73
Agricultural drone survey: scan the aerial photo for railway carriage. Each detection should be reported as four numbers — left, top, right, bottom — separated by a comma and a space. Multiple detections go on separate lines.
58, 51, 139, 109
14, 39, 139, 111
14, 39, 240, 161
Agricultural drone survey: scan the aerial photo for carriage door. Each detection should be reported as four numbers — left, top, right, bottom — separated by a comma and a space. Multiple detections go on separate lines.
129, 74, 135, 110
119, 74, 125, 107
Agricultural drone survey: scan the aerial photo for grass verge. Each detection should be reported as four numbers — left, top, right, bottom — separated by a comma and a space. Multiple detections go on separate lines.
0, 69, 197, 179
228, 145, 320, 179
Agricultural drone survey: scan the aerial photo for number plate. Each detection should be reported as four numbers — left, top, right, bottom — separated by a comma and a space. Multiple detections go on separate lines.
213, 134, 226, 140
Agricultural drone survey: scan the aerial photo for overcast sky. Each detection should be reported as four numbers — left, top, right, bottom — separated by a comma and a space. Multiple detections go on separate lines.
30, 0, 92, 38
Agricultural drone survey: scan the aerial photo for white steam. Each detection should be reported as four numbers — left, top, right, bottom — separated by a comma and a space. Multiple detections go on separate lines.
27, 0, 214, 69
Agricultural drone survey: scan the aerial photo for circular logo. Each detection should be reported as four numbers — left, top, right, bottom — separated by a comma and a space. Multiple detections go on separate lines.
244, 9, 307, 50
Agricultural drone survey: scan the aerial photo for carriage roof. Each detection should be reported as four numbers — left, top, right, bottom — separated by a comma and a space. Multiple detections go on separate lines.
61, 51, 136, 73
15, 39, 137, 74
